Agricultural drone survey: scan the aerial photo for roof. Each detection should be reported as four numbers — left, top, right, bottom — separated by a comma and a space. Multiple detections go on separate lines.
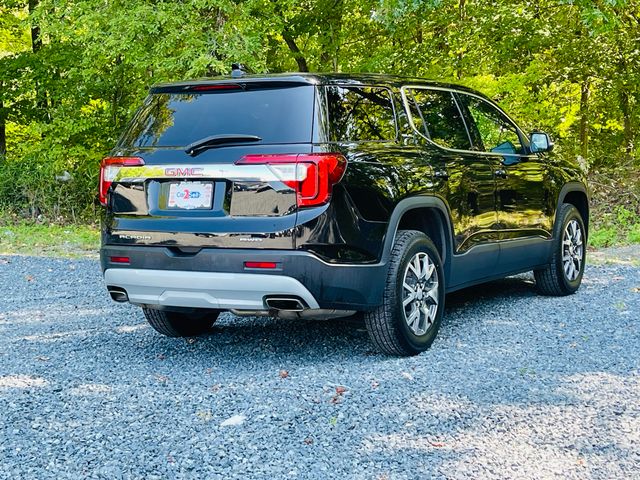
150, 72, 488, 98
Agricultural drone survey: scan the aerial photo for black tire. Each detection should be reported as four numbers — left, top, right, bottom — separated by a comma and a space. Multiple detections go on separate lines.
142, 307, 220, 337
534, 203, 586, 296
364, 230, 445, 356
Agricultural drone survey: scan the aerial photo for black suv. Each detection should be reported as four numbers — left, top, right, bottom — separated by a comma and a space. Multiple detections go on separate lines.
100, 73, 589, 356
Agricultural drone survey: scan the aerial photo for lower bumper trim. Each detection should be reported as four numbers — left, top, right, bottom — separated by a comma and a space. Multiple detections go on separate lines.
103, 268, 320, 310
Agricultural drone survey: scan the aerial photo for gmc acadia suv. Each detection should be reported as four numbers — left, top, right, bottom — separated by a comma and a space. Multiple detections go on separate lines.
100, 73, 589, 356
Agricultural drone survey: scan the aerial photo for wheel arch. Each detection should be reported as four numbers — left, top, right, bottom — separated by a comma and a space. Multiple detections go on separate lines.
558, 182, 590, 239
381, 197, 455, 279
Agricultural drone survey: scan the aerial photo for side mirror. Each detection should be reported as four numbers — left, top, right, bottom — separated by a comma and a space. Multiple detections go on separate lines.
530, 132, 554, 153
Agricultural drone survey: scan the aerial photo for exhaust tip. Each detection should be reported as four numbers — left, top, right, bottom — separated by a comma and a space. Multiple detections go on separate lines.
264, 297, 306, 312
108, 287, 129, 303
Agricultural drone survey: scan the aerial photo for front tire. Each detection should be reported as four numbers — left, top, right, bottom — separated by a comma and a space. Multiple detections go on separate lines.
534, 203, 586, 296
364, 230, 445, 356
142, 308, 220, 337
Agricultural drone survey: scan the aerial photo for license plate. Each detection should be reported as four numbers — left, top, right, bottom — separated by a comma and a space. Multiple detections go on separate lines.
167, 182, 213, 209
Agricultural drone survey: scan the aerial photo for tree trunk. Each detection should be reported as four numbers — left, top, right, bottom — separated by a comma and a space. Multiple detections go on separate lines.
619, 89, 634, 156
282, 29, 309, 72
579, 80, 590, 159
456, 0, 466, 79
28, 0, 48, 117
0, 103, 6, 158
0, 78, 5, 158
319, 0, 344, 71
28, 0, 42, 53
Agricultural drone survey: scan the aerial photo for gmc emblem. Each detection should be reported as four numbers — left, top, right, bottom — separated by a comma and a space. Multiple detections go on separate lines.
165, 167, 204, 177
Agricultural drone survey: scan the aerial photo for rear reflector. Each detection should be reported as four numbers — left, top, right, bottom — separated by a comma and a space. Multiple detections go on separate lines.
109, 256, 130, 264
98, 157, 145, 206
244, 261, 278, 269
235, 153, 346, 207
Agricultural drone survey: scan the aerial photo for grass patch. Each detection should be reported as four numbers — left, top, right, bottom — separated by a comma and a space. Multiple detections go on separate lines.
589, 206, 640, 248
0, 223, 99, 257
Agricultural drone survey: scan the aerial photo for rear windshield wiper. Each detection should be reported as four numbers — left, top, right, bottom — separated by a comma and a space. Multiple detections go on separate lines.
185, 134, 262, 156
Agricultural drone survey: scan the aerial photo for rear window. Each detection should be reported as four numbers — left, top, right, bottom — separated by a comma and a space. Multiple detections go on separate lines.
118, 85, 315, 148
325, 86, 397, 142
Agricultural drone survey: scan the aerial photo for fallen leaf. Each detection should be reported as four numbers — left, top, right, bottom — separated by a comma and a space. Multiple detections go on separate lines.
196, 410, 213, 422
430, 441, 446, 448
401, 372, 414, 381
279, 370, 289, 379
335, 386, 347, 395
25, 275, 34, 282
220, 414, 246, 427
303, 437, 313, 445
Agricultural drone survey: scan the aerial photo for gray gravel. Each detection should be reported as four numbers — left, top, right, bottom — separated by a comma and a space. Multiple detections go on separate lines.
0, 252, 639, 479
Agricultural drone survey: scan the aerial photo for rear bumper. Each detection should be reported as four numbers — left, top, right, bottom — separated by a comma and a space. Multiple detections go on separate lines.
104, 269, 320, 310
100, 246, 387, 310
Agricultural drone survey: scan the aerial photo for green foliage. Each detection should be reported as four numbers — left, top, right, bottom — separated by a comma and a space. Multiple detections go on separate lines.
590, 206, 640, 248
0, 0, 639, 223
0, 222, 99, 256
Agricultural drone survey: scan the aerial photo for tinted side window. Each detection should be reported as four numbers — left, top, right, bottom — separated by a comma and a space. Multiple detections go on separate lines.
406, 88, 471, 150
458, 94, 523, 155
325, 86, 396, 142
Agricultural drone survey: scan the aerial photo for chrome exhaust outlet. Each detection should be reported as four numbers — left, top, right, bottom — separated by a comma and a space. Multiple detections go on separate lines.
108, 287, 129, 303
264, 297, 306, 312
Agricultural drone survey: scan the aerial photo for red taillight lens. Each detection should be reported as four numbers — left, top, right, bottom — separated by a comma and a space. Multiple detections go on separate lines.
109, 256, 130, 264
98, 156, 145, 206
190, 84, 242, 91
235, 153, 346, 207
244, 261, 278, 269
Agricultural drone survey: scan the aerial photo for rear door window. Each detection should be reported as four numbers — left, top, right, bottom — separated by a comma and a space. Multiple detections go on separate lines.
325, 86, 397, 142
404, 88, 471, 150
118, 85, 315, 148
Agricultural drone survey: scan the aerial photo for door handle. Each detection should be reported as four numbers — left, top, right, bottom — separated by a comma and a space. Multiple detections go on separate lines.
434, 170, 449, 180
494, 169, 508, 179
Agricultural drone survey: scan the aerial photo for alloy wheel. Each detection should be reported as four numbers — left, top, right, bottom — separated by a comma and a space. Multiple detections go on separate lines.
402, 252, 439, 336
562, 219, 584, 281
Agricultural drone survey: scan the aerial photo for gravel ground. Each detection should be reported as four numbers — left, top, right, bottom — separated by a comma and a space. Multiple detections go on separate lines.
0, 251, 639, 479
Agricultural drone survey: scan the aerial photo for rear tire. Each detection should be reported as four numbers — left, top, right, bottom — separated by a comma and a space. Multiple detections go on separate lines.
534, 203, 586, 296
142, 308, 220, 337
364, 230, 445, 356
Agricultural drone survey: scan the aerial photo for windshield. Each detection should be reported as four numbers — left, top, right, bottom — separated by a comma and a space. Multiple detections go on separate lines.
118, 85, 315, 148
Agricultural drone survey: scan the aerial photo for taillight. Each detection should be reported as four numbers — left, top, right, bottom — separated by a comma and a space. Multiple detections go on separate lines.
189, 84, 243, 91
244, 261, 278, 269
235, 153, 346, 207
109, 256, 130, 264
98, 156, 145, 206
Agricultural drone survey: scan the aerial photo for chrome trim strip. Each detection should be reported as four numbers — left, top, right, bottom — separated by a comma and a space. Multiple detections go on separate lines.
113, 163, 299, 183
